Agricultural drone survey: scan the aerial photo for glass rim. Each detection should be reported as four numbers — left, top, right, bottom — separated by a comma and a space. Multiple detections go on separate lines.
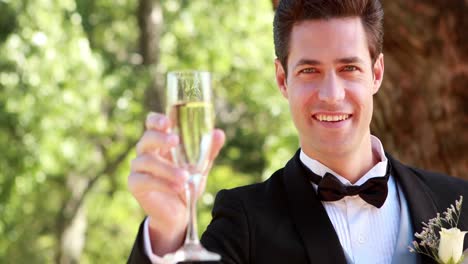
167, 70, 211, 76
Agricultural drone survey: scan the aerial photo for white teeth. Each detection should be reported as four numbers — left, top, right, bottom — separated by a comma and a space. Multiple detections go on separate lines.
316, 114, 350, 122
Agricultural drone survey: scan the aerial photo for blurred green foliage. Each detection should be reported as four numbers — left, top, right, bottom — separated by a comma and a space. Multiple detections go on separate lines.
0, 0, 297, 262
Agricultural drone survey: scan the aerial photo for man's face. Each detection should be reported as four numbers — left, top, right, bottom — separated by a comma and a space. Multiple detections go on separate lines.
275, 17, 384, 160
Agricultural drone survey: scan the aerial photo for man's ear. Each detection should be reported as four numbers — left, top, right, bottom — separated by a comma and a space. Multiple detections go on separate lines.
372, 53, 384, 94
275, 59, 288, 98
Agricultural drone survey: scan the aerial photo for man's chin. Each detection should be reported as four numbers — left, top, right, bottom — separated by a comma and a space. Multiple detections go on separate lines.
301, 139, 352, 157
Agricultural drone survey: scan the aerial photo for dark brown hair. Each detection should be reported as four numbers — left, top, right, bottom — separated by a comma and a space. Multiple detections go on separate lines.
273, 0, 384, 73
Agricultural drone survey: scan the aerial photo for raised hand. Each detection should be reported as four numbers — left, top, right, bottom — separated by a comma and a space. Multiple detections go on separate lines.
128, 112, 225, 255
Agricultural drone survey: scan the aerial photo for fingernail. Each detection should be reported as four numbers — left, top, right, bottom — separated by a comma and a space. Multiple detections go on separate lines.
157, 118, 166, 128
168, 135, 179, 145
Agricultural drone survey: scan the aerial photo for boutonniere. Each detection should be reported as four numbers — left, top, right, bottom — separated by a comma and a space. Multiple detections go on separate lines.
409, 196, 467, 264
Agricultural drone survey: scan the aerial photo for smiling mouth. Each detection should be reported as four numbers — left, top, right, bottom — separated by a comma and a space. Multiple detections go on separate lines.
313, 114, 351, 122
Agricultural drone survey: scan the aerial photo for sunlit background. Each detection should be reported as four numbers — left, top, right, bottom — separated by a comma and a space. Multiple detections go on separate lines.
0, 0, 466, 263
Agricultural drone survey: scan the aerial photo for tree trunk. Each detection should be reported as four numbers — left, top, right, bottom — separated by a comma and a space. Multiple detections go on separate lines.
138, 0, 164, 112
55, 1, 165, 262
53, 139, 136, 263
272, 0, 467, 179
58, 206, 87, 264
55, 175, 88, 264
373, 1, 467, 179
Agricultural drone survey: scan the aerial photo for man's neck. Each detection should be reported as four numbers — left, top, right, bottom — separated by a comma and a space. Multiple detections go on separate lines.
302, 137, 379, 184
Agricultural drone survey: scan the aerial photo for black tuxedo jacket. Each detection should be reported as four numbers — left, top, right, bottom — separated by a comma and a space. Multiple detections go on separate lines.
128, 151, 468, 264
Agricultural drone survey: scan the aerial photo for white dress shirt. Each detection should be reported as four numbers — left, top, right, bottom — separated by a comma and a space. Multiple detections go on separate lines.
299, 135, 400, 264
144, 135, 400, 264
143, 216, 163, 263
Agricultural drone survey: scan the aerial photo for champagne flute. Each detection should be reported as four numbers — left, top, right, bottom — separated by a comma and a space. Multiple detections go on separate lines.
163, 71, 221, 263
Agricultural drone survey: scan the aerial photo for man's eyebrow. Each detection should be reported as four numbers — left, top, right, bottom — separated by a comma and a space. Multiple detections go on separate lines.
293, 57, 366, 69
334, 57, 365, 64
294, 59, 322, 69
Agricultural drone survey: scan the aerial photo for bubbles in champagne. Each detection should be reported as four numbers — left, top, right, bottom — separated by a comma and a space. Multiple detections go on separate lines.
170, 101, 214, 175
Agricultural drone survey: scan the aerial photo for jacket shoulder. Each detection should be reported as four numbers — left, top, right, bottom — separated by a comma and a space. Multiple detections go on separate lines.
215, 167, 286, 205
406, 165, 468, 195
393, 157, 468, 214
388, 153, 468, 197
201, 168, 287, 263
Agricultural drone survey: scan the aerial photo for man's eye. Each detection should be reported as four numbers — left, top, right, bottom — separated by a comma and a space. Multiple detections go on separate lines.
342, 65, 358, 71
300, 68, 317, 74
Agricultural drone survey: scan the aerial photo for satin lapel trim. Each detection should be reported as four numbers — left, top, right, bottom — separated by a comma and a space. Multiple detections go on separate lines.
388, 154, 439, 264
282, 151, 347, 264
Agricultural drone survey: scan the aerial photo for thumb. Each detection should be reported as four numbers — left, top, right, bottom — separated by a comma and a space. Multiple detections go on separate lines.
195, 129, 225, 198
208, 129, 226, 161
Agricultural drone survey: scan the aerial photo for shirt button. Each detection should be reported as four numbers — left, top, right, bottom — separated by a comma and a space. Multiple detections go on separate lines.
358, 234, 366, 244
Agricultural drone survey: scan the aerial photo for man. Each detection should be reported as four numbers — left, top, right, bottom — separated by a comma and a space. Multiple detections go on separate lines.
127, 0, 468, 263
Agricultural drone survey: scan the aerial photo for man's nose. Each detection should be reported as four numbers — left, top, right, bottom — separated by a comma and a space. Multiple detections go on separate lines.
317, 73, 345, 104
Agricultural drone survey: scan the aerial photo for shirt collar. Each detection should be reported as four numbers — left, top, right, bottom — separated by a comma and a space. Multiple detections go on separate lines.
299, 135, 388, 186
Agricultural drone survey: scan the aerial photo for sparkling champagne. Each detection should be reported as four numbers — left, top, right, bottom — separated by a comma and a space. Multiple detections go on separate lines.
163, 71, 221, 262
170, 101, 214, 174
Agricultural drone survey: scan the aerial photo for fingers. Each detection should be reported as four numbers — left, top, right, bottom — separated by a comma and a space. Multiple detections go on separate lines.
145, 112, 171, 131
128, 172, 175, 195
136, 130, 179, 155
139, 112, 178, 158
131, 112, 226, 201
131, 155, 188, 189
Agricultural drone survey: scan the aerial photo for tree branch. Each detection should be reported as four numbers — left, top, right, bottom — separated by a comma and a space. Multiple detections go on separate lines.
66, 139, 139, 224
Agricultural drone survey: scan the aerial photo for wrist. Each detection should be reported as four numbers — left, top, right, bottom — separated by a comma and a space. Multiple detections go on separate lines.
148, 217, 186, 256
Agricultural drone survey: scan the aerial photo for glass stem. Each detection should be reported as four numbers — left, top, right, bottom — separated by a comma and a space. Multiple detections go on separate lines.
184, 179, 200, 245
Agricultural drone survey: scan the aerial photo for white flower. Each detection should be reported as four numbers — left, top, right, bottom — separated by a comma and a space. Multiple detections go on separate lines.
438, 227, 467, 264
409, 196, 466, 264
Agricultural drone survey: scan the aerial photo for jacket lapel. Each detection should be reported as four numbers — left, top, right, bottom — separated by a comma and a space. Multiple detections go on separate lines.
282, 151, 347, 264
280, 151, 443, 264
388, 154, 439, 264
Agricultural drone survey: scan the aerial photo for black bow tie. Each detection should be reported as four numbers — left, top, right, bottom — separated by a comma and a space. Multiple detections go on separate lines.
303, 163, 391, 208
